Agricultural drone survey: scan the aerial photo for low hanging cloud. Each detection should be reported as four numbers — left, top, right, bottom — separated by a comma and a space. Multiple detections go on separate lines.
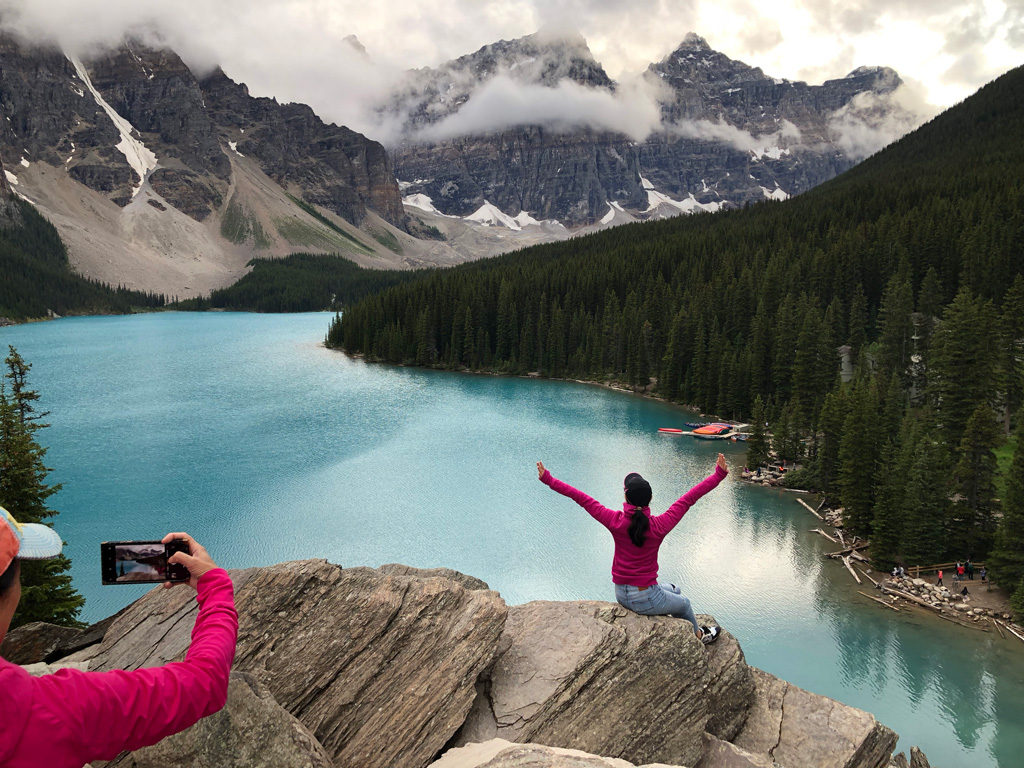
666, 118, 803, 155
412, 73, 664, 143
827, 80, 937, 160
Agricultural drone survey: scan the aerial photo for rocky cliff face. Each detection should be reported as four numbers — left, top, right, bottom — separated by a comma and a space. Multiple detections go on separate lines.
17, 560, 930, 768
0, 32, 423, 297
387, 32, 921, 226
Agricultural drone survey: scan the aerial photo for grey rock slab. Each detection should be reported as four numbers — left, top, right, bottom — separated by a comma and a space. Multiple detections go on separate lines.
91, 560, 508, 768
106, 672, 333, 768
0, 621, 83, 664
695, 733, 776, 768
378, 562, 490, 590
908, 747, 931, 768
432, 739, 688, 768
732, 667, 898, 768
456, 600, 752, 767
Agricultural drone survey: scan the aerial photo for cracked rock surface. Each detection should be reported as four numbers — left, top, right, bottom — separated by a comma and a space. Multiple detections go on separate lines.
732, 667, 897, 768
454, 601, 753, 767
90, 560, 508, 768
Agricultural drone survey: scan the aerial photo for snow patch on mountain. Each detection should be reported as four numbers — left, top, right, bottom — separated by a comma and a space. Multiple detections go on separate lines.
760, 185, 790, 201
68, 55, 158, 197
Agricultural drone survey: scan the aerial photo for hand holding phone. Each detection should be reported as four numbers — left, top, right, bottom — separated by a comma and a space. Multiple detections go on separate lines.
101, 533, 218, 590
160, 532, 217, 591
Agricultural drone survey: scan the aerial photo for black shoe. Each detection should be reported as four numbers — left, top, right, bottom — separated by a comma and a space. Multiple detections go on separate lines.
700, 625, 721, 645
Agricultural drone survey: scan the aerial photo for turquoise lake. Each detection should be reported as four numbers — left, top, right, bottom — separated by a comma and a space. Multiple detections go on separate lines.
2, 311, 1023, 767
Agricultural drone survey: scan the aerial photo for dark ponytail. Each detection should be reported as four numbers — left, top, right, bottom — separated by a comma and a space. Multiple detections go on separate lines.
628, 508, 649, 547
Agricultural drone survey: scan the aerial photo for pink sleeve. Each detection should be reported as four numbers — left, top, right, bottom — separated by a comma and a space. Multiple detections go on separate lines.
29, 568, 238, 763
541, 470, 618, 528
650, 465, 727, 536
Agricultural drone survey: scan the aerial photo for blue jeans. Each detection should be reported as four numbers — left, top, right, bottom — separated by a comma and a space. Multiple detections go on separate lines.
615, 582, 700, 634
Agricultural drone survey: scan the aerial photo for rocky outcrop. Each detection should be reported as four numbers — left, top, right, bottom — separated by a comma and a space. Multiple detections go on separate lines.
21, 560, 920, 768
431, 738, 683, 768
732, 668, 897, 768
454, 601, 750, 767
88, 560, 508, 768
107, 672, 334, 768
0, 621, 83, 665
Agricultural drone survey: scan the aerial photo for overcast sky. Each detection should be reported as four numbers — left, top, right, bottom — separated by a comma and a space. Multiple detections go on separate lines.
2, 0, 1020, 140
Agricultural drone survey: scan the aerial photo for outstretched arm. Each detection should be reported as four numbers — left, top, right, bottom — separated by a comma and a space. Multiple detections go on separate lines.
652, 454, 728, 535
537, 461, 618, 528
25, 535, 238, 763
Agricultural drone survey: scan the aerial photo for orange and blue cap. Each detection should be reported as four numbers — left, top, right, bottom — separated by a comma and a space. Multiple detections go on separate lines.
0, 505, 63, 574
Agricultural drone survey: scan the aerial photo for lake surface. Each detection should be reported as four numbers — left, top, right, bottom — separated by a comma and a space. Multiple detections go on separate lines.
2, 312, 1023, 767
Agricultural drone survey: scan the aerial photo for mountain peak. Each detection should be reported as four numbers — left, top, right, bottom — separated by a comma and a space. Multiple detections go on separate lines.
678, 33, 712, 51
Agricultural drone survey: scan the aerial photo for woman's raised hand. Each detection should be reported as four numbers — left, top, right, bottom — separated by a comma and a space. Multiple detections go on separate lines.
537, 461, 547, 480
716, 453, 728, 472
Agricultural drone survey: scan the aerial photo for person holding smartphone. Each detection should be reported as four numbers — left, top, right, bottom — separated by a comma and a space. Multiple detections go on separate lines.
0, 508, 238, 768
536, 453, 729, 644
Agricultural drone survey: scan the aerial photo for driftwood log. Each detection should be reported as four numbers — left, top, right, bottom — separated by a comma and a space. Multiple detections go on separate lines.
858, 591, 899, 611
797, 499, 824, 520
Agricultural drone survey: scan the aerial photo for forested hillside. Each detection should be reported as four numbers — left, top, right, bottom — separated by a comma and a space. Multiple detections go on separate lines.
332, 65, 1024, 604
0, 197, 164, 319
177, 254, 425, 313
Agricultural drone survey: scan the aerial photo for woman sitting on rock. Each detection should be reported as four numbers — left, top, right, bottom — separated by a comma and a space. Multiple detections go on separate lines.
536, 453, 728, 644
0, 509, 238, 768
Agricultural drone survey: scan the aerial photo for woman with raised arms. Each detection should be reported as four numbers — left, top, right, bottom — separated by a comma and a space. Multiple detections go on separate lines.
537, 453, 729, 644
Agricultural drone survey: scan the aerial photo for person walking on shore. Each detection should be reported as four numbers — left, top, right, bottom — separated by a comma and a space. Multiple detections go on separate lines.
936, 569, 943, 586
966, 560, 974, 580
536, 453, 729, 644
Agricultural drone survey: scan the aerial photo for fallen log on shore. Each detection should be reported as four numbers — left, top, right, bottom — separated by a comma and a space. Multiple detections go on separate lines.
797, 498, 825, 520
811, 528, 839, 543
881, 586, 989, 631
824, 543, 871, 558
992, 618, 1006, 639
842, 556, 862, 584
857, 567, 880, 587
858, 591, 899, 611
999, 620, 1024, 645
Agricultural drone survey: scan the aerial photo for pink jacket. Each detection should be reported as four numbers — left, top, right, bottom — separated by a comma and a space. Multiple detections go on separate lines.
0, 568, 238, 768
541, 465, 728, 586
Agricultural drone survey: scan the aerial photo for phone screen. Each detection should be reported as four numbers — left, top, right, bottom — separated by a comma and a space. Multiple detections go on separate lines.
101, 540, 189, 585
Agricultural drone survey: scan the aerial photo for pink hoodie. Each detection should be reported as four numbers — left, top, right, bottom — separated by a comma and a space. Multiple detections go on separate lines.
541, 465, 728, 586
0, 568, 238, 768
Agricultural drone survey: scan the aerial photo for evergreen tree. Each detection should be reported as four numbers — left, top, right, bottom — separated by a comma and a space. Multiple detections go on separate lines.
0, 348, 84, 627
746, 395, 770, 468
870, 438, 905, 568
838, 380, 880, 537
901, 413, 950, 565
989, 409, 1024, 588
950, 404, 1001, 557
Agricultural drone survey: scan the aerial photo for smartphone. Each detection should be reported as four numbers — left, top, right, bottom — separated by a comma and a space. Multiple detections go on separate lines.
101, 539, 190, 585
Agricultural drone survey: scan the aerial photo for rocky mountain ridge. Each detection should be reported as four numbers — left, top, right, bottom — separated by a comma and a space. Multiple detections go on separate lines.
5, 560, 938, 768
0, 33, 464, 297
388, 32, 922, 227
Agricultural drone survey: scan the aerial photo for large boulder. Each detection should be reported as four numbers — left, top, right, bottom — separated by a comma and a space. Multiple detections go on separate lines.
431, 738, 686, 768
89, 560, 508, 768
732, 667, 898, 768
0, 621, 83, 664
454, 600, 753, 767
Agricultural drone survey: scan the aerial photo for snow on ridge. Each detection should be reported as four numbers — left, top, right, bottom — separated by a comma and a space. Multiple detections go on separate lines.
465, 201, 522, 230
644, 182, 721, 215
19, 158, 30, 168
228, 141, 244, 157
760, 185, 790, 201
68, 55, 157, 197
750, 146, 791, 161
513, 210, 543, 228
403, 193, 450, 216
4, 170, 18, 186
